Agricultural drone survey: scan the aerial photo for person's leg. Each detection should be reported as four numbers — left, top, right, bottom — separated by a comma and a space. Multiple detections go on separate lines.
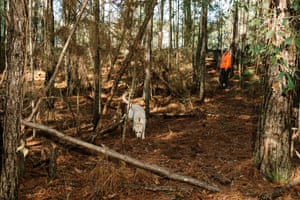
219, 69, 226, 88
224, 69, 230, 88
229, 67, 234, 78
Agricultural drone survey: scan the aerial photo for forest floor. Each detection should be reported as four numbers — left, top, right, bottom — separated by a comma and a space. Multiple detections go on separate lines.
18, 62, 300, 200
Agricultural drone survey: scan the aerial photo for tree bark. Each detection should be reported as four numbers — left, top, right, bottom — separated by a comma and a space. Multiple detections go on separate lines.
193, 1, 207, 101
253, 0, 295, 182
143, 1, 153, 117
43, 0, 55, 112
183, 0, 192, 47
21, 120, 221, 192
231, 0, 239, 71
238, 0, 250, 88
0, 1, 26, 198
0, 0, 6, 72
158, 0, 165, 49
199, 1, 208, 101
92, 0, 102, 128
167, 0, 172, 71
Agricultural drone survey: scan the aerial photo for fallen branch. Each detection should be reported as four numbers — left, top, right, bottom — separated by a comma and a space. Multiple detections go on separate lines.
97, 118, 124, 135
87, 117, 125, 143
259, 179, 300, 199
21, 119, 221, 192
150, 111, 203, 118
124, 183, 192, 193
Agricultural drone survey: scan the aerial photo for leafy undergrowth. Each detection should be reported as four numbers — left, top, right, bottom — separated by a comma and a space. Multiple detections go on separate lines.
19, 67, 300, 200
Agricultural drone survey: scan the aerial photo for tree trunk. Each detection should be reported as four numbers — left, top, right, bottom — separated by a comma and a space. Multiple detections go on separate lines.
167, 0, 172, 71
143, 2, 153, 117
43, 0, 55, 114
217, 1, 223, 51
0, 0, 26, 198
175, 0, 179, 51
158, 0, 165, 49
63, 0, 78, 96
199, 1, 208, 101
238, 0, 250, 88
231, 0, 239, 71
254, 0, 295, 183
193, 1, 207, 101
0, 0, 7, 72
183, 0, 192, 47
92, 0, 102, 128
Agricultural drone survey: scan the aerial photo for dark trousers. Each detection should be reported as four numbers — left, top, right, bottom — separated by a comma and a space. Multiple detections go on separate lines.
219, 69, 230, 88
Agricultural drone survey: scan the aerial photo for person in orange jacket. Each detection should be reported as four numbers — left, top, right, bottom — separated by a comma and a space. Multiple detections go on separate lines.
219, 48, 232, 89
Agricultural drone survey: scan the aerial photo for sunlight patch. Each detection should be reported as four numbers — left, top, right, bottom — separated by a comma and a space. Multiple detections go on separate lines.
238, 114, 251, 120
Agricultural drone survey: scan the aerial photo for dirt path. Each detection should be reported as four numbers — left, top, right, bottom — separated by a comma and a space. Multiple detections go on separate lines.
19, 67, 300, 199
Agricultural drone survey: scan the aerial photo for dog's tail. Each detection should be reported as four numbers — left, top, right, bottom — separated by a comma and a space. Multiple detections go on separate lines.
122, 92, 129, 104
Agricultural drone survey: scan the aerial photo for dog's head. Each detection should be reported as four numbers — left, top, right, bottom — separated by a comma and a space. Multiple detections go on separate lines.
133, 117, 145, 139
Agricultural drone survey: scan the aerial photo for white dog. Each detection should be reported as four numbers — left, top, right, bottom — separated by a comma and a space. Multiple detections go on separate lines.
122, 92, 146, 139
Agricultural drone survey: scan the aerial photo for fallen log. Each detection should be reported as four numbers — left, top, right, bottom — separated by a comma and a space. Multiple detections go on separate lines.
21, 119, 221, 192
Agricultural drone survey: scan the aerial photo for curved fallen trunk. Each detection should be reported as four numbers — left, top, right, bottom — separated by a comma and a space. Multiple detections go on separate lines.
21, 119, 221, 192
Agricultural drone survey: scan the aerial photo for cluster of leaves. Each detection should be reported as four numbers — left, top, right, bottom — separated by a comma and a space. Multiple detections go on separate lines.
248, 1, 300, 92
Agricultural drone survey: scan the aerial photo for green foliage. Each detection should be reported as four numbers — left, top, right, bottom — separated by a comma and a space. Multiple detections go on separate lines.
266, 172, 285, 183
266, 30, 275, 40
284, 36, 293, 46
296, 37, 300, 50
277, 72, 295, 94
290, 0, 300, 52
291, 0, 300, 10
220, 122, 226, 129
248, 5, 299, 94
265, 168, 290, 183
243, 69, 253, 76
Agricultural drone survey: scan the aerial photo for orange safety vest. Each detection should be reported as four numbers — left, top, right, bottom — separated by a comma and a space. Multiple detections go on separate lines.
220, 51, 232, 70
